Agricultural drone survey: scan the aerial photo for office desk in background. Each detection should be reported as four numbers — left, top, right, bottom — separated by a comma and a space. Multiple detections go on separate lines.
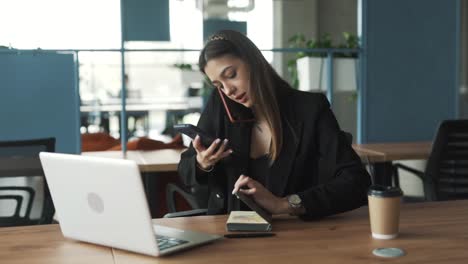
83, 149, 184, 173
83, 142, 432, 196
1, 200, 467, 263
352, 142, 431, 163
80, 97, 203, 113
84, 142, 432, 174
353, 142, 432, 186
80, 97, 203, 136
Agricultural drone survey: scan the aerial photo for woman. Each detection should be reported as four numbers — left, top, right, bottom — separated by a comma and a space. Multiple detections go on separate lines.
178, 30, 370, 219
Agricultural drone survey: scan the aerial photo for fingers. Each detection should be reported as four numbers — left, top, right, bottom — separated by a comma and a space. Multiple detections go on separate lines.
212, 139, 233, 160
232, 174, 256, 195
192, 135, 206, 153
218, 149, 233, 160
205, 138, 222, 155
239, 187, 256, 195
214, 139, 228, 155
194, 136, 232, 169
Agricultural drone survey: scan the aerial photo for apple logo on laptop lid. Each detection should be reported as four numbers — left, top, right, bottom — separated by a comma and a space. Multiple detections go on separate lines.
87, 192, 104, 213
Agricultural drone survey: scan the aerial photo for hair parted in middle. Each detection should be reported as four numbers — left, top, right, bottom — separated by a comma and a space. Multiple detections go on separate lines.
199, 30, 293, 160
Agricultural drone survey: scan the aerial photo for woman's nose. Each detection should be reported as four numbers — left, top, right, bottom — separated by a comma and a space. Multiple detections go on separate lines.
223, 84, 235, 96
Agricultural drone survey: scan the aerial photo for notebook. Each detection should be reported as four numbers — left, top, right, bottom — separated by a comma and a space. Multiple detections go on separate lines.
227, 191, 272, 232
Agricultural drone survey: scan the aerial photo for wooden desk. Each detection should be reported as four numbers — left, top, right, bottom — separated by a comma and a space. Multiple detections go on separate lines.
353, 142, 432, 163
353, 142, 432, 186
83, 149, 185, 173
0, 224, 114, 264
2, 200, 468, 263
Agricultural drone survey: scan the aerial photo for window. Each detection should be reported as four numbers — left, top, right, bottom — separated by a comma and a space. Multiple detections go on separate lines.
0, 0, 121, 49
0, 0, 274, 138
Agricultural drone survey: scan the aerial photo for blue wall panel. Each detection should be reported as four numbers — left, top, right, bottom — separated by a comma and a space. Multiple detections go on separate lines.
360, 0, 459, 143
203, 19, 247, 42
0, 53, 80, 154
123, 0, 170, 41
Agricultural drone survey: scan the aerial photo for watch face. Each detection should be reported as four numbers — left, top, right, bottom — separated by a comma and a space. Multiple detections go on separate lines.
288, 194, 302, 205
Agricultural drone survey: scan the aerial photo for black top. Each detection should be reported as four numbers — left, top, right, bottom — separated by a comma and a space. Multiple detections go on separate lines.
178, 87, 371, 219
249, 154, 270, 187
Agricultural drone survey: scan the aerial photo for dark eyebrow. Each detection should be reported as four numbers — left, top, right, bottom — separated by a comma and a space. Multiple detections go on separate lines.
221, 65, 234, 75
217, 66, 233, 79
211, 65, 233, 85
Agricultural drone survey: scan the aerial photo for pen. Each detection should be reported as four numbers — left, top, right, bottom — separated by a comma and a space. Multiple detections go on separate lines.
224, 233, 276, 238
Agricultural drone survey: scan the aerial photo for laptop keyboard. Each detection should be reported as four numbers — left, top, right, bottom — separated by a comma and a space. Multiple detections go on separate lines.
156, 235, 189, 251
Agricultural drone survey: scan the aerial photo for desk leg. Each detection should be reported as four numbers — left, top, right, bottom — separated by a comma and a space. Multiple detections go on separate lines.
370, 162, 394, 186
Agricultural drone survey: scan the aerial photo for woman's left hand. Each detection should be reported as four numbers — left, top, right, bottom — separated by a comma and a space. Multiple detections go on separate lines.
232, 174, 289, 215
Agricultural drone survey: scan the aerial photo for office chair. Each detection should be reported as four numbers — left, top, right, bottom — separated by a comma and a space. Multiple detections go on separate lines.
0, 138, 56, 227
164, 183, 209, 218
164, 131, 354, 218
393, 120, 468, 202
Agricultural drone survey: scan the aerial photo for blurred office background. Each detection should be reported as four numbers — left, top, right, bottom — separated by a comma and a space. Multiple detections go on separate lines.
0, 0, 467, 219
0, 0, 365, 141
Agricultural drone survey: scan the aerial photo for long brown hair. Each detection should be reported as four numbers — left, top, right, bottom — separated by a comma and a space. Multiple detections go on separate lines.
199, 30, 291, 160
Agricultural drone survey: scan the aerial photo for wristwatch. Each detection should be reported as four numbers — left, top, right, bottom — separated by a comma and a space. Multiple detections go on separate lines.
287, 194, 303, 215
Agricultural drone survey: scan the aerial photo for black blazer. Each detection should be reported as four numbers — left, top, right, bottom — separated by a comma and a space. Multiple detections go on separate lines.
178, 87, 371, 219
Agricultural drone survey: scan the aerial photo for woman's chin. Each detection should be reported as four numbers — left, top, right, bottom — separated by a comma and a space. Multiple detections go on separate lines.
243, 101, 252, 108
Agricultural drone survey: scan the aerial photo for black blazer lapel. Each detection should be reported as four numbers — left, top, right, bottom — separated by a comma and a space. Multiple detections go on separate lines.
225, 117, 252, 211
269, 112, 303, 197
225, 117, 252, 172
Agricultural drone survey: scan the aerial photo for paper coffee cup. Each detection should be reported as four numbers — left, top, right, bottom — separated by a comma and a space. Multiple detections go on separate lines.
368, 185, 403, 239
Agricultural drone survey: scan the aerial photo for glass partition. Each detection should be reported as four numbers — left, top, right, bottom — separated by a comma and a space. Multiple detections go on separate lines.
0, 0, 359, 145
77, 48, 359, 143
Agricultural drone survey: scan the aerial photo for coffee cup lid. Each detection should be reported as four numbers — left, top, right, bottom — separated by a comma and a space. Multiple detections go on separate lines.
372, 248, 405, 258
368, 185, 403, 197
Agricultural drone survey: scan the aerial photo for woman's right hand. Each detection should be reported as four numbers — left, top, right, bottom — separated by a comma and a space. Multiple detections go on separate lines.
193, 135, 232, 170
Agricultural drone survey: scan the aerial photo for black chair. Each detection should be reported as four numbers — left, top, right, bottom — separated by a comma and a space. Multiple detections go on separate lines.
394, 120, 468, 201
164, 183, 209, 218
164, 131, 353, 218
0, 138, 56, 227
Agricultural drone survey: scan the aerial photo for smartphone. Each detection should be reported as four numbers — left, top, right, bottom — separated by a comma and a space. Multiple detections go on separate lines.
234, 190, 272, 223
173, 124, 216, 148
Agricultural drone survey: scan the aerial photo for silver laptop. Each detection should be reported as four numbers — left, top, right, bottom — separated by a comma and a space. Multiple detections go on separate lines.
39, 152, 221, 256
